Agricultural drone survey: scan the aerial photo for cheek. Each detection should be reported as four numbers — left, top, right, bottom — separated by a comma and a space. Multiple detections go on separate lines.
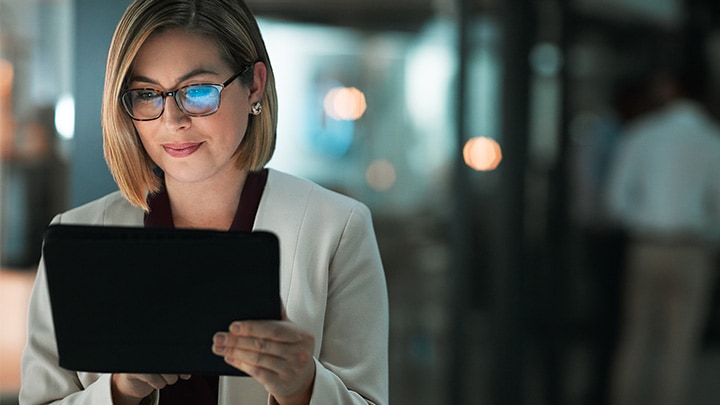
213, 110, 249, 147
132, 124, 160, 157
133, 126, 150, 148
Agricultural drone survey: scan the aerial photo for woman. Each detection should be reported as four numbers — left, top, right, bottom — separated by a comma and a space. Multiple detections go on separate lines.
19, 0, 389, 404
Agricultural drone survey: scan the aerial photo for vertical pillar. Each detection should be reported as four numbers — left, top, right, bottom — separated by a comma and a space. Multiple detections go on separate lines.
447, 0, 472, 402
492, 0, 533, 403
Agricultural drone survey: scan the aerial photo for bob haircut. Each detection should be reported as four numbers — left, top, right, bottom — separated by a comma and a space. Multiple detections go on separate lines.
102, 0, 278, 211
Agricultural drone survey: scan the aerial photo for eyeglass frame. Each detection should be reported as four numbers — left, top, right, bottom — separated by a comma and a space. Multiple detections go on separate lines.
120, 64, 252, 121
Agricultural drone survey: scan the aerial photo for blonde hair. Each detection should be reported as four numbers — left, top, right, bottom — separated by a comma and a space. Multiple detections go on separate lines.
102, 0, 278, 211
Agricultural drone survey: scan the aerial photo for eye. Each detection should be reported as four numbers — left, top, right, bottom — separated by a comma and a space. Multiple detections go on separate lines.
182, 86, 219, 113
133, 90, 160, 103
184, 85, 216, 100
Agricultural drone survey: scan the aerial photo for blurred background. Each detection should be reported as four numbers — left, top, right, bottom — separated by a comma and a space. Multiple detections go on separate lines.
1, 0, 720, 404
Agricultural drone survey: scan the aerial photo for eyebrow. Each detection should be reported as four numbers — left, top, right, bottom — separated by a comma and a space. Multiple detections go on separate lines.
129, 68, 222, 86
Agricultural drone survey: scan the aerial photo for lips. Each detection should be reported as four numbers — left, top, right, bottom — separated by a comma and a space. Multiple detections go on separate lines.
162, 142, 202, 158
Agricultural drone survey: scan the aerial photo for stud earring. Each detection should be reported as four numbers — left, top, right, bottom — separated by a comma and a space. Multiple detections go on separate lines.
250, 101, 263, 116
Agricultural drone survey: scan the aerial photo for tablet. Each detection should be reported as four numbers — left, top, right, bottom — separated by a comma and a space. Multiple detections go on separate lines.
42, 224, 281, 376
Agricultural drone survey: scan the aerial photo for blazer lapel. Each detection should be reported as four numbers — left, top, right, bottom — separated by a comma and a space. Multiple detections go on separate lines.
253, 169, 311, 307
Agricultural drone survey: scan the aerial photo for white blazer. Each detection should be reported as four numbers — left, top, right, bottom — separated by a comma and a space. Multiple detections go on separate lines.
20, 169, 389, 405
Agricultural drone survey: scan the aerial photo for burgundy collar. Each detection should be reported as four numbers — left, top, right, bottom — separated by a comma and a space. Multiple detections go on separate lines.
144, 169, 268, 232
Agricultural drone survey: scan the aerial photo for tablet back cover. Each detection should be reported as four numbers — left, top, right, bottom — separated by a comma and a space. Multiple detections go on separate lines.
42, 224, 280, 376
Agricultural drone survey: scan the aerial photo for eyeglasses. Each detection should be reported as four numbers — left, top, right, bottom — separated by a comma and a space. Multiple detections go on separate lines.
120, 66, 250, 121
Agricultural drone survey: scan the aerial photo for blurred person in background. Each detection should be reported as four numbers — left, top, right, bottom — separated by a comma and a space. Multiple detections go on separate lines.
19, 0, 389, 404
605, 67, 720, 405
1, 104, 68, 270
16, 106, 68, 268
567, 72, 658, 405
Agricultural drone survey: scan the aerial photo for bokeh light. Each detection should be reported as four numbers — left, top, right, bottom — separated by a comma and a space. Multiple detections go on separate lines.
463, 136, 502, 171
324, 86, 367, 121
0, 59, 13, 99
54, 94, 75, 140
366, 159, 397, 191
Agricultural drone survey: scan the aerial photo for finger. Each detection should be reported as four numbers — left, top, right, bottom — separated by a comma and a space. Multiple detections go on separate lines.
160, 374, 180, 385
228, 321, 305, 342
223, 345, 286, 371
129, 374, 161, 385
213, 333, 286, 373
213, 333, 278, 359
214, 332, 285, 356
223, 355, 279, 384
132, 374, 169, 389
180, 374, 192, 380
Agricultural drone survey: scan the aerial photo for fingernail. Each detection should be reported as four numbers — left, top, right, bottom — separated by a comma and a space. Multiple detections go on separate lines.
214, 333, 226, 344
230, 322, 242, 333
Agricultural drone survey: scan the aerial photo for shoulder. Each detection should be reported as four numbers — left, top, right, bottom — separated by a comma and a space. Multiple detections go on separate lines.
54, 191, 144, 226
266, 169, 370, 216
258, 169, 374, 241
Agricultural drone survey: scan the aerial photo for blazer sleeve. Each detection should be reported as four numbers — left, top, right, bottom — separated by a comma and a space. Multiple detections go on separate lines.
307, 203, 389, 405
19, 213, 160, 405
19, 192, 152, 405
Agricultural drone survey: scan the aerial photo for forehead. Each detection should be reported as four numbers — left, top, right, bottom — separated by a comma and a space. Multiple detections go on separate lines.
131, 28, 228, 80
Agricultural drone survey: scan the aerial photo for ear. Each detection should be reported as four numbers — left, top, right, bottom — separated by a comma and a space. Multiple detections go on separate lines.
248, 61, 267, 104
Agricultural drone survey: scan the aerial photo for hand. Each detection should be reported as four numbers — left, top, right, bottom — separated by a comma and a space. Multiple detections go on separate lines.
212, 309, 316, 404
111, 373, 191, 405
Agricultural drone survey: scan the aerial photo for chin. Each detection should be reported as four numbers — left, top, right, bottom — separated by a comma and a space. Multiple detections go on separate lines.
163, 168, 214, 184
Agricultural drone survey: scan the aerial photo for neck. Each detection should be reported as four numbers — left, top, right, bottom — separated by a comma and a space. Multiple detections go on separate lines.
165, 170, 248, 230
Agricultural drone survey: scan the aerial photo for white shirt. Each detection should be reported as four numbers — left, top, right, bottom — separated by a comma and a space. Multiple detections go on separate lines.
606, 100, 720, 240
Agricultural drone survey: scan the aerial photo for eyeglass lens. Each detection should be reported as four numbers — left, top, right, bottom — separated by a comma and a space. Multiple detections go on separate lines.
182, 86, 220, 115
122, 85, 222, 120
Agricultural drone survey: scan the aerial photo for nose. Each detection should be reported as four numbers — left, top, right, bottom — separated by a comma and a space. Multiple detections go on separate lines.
162, 94, 191, 130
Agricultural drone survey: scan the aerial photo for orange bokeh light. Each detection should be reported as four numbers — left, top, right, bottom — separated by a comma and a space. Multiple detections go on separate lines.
323, 86, 367, 121
463, 136, 502, 171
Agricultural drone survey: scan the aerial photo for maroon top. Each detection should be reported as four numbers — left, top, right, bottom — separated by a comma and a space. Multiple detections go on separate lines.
145, 169, 268, 404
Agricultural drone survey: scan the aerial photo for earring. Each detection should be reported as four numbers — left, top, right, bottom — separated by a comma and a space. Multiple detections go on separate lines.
250, 101, 263, 116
